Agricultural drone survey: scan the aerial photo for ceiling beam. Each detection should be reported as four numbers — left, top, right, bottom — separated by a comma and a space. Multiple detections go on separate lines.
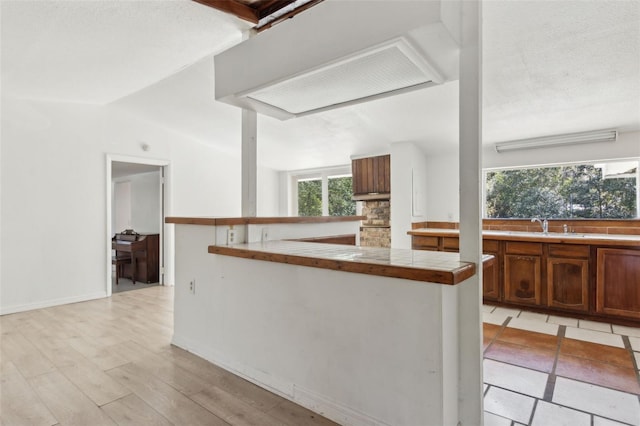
256, 0, 298, 19
256, 0, 324, 32
193, 0, 259, 24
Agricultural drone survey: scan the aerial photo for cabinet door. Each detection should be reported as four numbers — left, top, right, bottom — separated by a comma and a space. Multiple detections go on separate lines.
547, 258, 588, 311
411, 235, 440, 251
597, 248, 640, 319
504, 254, 541, 305
374, 155, 390, 194
352, 158, 370, 195
483, 254, 500, 301
442, 237, 459, 252
351, 159, 361, 194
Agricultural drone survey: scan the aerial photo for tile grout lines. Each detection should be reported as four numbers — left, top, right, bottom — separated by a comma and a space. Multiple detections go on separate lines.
483, 311, 640, 426
622, 334, 640, 406
542, 324, 565, 402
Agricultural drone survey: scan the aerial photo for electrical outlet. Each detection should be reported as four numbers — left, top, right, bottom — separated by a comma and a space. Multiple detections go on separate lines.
227, 229, 236, 245
189, 279, 196, 294
261, 227, 268, 242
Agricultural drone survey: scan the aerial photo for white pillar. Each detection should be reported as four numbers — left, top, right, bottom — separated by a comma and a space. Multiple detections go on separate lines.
321, 172, 329, 216
242, 109, 257, 217
458, 0, 483, 424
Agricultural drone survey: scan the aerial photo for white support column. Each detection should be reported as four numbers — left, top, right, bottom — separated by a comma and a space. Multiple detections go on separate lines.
321, 173, 329, 216
458, 0, 483, 425
242, 109, 257, 217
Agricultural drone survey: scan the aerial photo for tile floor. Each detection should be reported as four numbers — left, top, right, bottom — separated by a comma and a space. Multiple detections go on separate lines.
482, 304, 640, 426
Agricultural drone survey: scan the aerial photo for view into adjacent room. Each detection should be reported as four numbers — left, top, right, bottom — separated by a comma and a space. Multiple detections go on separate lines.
111, 161, 163, 293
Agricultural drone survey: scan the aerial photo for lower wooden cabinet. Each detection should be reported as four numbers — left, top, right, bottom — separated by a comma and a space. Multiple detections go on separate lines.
547, 258, 589, 311
504, 254, 541, 305
482, 240, 500, 301
411, 235, 439, 251
597, 248, 640, 319
483, 256, 500, 301
410, 232, 640, 323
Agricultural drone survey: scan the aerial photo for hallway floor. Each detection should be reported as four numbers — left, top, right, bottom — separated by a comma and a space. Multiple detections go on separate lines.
112, 276, 159, 294
483, 305, 640, 425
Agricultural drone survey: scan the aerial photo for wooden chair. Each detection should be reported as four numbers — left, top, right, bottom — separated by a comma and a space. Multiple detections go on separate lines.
112, 254, 132, 285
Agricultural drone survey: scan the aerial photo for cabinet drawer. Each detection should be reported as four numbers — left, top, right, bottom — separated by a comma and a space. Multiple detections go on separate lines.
443, 237, 459, 250
549, 244, 590, 259
505, 242, 542, 255
412, 236, 439, 250
483, 240, 499, 253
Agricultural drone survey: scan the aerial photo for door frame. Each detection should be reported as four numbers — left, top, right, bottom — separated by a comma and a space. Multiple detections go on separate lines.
106, 154, 172, 297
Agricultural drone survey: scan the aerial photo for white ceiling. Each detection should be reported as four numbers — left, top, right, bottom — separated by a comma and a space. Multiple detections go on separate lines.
0, 0, 247, 104
2, 0, 639, 171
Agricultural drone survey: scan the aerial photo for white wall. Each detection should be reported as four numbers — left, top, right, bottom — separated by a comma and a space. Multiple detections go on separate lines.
426, 151, 460, 222
130, 171, 161, 234
257, 165, 280, 216
424, 130, 640, 222
112, 171, 161, 234
0, 98, 279, 314
113, 180, 132, 232
390, 142, 429, 249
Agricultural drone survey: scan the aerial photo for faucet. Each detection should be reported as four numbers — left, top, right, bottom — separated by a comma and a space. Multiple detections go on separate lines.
531, 217, 548, 234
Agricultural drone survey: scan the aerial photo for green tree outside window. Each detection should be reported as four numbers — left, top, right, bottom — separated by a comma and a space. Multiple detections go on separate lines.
329, 176, 356, 216
298, 179, 322, 216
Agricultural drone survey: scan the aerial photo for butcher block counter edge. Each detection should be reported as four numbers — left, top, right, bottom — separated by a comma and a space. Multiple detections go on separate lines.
209, 240, 492, 285
166, 216, 366, 226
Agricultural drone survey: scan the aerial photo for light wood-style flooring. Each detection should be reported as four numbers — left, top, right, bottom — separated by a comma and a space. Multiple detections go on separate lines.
0, 286, 338, 426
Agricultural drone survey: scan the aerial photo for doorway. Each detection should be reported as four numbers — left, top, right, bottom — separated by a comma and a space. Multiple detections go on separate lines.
106, 155, 171, 296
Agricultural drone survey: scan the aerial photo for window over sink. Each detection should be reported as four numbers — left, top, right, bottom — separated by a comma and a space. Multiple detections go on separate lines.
484, 160, 639, 219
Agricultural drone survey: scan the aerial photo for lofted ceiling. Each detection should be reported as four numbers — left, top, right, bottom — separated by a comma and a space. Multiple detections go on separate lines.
1, 0, 639, 171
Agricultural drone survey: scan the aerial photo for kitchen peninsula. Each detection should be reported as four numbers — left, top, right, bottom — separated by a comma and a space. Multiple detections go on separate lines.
166, 216, 489, 426
409, 220, 640, 324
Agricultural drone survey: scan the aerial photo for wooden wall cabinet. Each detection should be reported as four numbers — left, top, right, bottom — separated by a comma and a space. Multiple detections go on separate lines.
597, 248, 640, 319
503, 242, 542, 306
352, 155, 390, 199
547, 244, 589, 312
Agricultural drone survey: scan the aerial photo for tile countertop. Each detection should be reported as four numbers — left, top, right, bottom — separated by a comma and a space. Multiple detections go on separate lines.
209, 240, 493, 285
408, 228, 640, 247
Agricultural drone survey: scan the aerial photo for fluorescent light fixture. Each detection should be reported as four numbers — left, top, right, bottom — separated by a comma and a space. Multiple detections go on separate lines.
494, 129, 617, 153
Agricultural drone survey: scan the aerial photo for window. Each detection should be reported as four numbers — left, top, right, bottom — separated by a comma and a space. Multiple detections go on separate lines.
297, 178, 322, 216
484, 160, 639, 219
328, 175, 356, 216
292, 167, 356, 217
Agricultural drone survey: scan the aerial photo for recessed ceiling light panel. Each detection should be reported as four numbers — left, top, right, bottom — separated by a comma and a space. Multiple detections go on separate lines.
243, 37, 444, 116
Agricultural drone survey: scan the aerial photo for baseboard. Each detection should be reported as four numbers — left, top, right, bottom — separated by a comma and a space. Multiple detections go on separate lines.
294, 385, 393, 426
0, 291, 107, 315
171, 335, 390, 426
